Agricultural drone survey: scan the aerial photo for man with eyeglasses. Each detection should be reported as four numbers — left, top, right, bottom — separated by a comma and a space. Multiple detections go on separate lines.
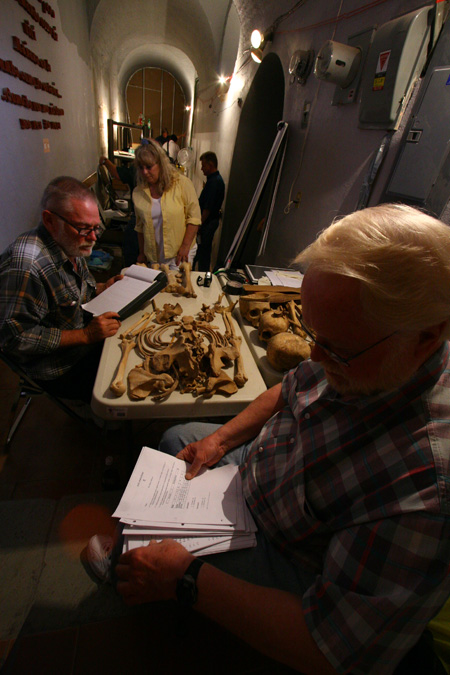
0, 176, 122, 402
113, 204, 450, 674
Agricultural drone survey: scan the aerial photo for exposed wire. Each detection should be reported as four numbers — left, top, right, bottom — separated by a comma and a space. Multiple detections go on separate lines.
271, 0, 310, 31
276, 0, 391, 36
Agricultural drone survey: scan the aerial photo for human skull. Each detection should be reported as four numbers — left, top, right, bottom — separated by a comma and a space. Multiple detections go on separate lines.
258, 310, 290, 342
266, 332, 311, 371
239, 295, 271, 327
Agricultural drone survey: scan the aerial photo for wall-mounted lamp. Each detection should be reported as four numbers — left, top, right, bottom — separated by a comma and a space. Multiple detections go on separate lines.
289, 49, 314, 85
250, 29, 273, 63
314, 40, 362, 88
251, 47, 264, 63
217, 75, 231, 101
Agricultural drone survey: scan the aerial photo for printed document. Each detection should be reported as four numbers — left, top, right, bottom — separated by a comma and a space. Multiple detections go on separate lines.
113, 446, 257, 556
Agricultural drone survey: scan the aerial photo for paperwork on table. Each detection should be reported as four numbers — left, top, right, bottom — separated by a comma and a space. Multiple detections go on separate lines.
113, 447, 257, 556
82, 265, 167, 320
264, 269, 304, 288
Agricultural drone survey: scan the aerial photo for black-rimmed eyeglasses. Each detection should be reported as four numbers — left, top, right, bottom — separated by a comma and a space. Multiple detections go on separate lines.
49, 211, 102, 238
298, 313, 395, 367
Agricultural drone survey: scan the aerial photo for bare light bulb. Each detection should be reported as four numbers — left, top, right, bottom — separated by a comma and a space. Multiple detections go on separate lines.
251, 30, 263, 49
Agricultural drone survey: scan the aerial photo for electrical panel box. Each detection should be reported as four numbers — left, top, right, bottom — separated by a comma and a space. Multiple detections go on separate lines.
332, 27, 375, 106
384, 66, 450, 214
358, 5, 433, 129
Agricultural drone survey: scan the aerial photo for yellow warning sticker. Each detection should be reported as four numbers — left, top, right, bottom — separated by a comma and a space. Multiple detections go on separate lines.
373, 76, 385, 91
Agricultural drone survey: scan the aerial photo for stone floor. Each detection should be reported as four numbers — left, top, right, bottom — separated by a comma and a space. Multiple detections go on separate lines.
0, 359, 297, 675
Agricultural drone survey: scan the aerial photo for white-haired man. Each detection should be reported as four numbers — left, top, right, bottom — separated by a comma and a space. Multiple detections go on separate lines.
113, 204, 450, 674
0, 176, 122, 402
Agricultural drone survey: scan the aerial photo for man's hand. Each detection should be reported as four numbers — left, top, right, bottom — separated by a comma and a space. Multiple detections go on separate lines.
115, 539, 193, 605
177, 434, 226, 479
96, 274, 123, 295
83, 312, 121, 342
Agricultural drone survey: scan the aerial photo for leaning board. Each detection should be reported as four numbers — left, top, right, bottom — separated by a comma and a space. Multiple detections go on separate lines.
91, 273, 267, 420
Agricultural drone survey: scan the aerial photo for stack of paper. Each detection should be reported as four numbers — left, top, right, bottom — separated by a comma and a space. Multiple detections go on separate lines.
264, 269, 304, 288
113, 447, 257, 556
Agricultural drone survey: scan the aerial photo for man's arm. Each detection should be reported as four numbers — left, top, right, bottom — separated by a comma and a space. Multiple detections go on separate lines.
58, 312, 121, 347
99, 156, 120, 181
177, 382, 284, 478
115, 540, 336, 674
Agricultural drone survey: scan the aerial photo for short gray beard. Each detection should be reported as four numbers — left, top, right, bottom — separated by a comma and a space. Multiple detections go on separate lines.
324, 340, 417, 397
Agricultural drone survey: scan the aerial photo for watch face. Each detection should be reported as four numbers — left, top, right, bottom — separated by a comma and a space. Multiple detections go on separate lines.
176, 573, 198, 606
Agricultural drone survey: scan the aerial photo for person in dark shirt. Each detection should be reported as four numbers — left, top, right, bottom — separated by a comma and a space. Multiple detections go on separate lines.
99, 156, 139, 266
193, 151, 225, 272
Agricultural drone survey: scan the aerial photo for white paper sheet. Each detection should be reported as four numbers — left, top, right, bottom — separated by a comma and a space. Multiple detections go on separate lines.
264, 270, 303, 288
116, 446, 257, 556
113, 447, 240, 525
82, 265, 160, 316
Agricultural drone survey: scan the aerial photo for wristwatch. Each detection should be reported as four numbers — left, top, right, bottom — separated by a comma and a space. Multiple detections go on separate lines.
176, 558, 204, 607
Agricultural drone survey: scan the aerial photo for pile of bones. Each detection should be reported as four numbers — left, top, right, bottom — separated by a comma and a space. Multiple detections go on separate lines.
109, 262, 248, 401
239, 287, 311, 372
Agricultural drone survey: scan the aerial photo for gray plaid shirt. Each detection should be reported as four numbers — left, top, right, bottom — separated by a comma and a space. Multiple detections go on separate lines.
242, 344, 450, 673
0, 224, 96, 380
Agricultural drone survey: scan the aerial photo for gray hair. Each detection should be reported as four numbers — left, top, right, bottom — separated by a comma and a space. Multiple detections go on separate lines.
295, 203, 450, 338
135, 140, 178, 192
40, 176, 96, 215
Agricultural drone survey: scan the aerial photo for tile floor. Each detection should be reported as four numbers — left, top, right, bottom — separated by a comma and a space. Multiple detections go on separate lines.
0, 359, 297, 675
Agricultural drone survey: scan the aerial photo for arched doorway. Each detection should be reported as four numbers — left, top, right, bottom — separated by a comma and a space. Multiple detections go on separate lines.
126, 67, 188, 144
218, 52, 285, 268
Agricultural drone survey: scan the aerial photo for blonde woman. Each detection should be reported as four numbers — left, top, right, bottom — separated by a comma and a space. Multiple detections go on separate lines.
133, 140, 201, 269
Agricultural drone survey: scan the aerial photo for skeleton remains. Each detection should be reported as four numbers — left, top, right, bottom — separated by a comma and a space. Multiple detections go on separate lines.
239, 286, 310, 372
148, 261, 197, 297
109, 295, 247, 401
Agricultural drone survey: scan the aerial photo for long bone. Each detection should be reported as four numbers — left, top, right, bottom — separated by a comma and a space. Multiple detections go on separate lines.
218, 303, 248, 388
178, 261, 197, 297
110, 337, 136, 396
121, 311, 154, 339
287, 300, 306, 338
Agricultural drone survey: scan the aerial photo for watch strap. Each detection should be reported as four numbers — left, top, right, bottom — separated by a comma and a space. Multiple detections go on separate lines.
176, 558, 204, 607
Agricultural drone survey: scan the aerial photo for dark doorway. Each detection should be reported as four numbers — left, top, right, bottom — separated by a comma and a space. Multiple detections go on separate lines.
217, 52, 285, 268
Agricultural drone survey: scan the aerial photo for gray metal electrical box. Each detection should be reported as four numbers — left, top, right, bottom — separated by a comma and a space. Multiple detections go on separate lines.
385, 66, 450, 213
359, 5, 433, 129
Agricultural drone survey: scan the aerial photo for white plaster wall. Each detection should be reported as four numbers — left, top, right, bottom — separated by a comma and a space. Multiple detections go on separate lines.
0, 0, 98, 250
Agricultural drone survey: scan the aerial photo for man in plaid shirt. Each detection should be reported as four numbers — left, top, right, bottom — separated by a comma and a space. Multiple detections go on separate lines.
0, 176, 122, 402
113, 204, 450, 674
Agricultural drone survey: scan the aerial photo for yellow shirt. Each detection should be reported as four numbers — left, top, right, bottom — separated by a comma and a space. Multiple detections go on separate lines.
133, 173, 201, 262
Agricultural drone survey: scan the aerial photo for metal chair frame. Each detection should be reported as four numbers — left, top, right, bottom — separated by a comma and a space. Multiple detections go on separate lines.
1, 349, 95, 451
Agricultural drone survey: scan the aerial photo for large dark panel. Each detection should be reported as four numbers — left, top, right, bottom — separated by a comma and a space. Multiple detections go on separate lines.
217, 52, 284, 268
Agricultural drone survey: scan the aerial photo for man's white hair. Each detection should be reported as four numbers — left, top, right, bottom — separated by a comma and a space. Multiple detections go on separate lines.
295, 203, 450, 338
